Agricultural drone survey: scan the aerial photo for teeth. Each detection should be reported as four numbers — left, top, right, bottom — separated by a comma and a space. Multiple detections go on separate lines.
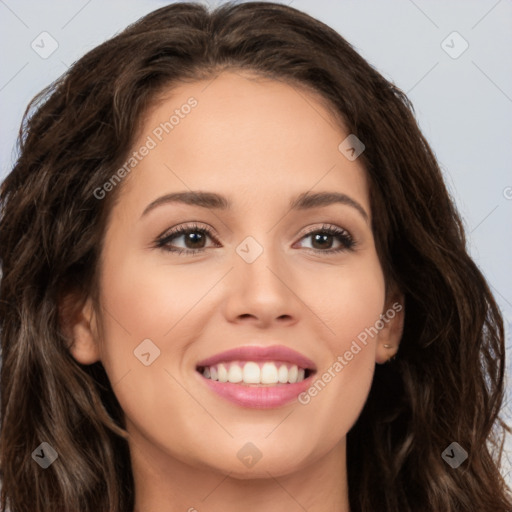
243, 362, 260, 384
227, 363, 243, 383
261, 362, 278, 384
288, 365, 298, 384
200, 361, 309, 385
278, 364, 288, 383
218, 363, 228, 382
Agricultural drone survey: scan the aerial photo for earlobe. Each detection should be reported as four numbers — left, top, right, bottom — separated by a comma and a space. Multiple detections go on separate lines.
375, 297, 405, 365
59, 295, 101, 365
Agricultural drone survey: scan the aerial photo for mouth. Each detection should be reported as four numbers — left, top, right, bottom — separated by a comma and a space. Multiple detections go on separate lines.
195, 345, 317, 408
196, 361, 315, 386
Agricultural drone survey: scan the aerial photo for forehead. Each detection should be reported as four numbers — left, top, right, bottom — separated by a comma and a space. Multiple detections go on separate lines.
117, 71, 370, 217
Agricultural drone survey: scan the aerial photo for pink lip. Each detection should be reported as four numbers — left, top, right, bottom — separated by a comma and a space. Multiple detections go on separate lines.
195, 345, 317, 409
196, 344, 317, 370
198, 376, 314, 409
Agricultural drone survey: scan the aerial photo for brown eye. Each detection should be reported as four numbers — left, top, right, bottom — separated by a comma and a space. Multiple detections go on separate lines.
155, 223, 355, 256
297, 225, 355, 253
156, 224, 217, 255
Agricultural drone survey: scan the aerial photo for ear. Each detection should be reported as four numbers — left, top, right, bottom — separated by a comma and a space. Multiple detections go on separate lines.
375, 294, 405, 365
59, 293, 101, 365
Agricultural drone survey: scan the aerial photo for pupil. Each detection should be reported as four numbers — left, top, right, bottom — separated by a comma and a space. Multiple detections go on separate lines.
186, 232, 204, 248
313, 233, 332, 249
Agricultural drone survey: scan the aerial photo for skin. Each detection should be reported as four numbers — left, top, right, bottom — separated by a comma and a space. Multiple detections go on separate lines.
66, 71, 404, 512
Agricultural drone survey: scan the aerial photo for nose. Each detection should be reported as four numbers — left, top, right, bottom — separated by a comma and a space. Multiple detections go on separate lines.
221, 239, 301, 328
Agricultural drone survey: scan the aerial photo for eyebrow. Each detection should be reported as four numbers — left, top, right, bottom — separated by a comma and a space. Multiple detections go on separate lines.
141, 190, 369, 222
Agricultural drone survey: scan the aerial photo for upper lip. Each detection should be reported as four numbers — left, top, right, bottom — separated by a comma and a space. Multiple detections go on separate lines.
196, 345, 317, 371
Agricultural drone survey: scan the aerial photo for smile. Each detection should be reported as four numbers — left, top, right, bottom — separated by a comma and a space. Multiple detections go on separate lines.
197, 361, 312, 385
195, 345, 317, 408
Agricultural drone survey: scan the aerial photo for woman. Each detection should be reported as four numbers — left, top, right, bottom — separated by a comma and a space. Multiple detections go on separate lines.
0, 2, 510, 511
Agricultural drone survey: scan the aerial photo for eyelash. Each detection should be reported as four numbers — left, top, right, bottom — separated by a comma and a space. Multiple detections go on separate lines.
155, 222, 356, 256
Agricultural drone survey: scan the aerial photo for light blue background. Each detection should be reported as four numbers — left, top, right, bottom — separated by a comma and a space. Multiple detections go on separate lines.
1, 0, 511, 485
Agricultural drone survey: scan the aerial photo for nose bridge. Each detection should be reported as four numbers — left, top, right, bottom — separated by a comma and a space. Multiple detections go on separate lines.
224, 231, 298, 323
234, 232, 285, 290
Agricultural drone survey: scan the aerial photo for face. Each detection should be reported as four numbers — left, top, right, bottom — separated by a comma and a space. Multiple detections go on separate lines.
69, 71, 403, 479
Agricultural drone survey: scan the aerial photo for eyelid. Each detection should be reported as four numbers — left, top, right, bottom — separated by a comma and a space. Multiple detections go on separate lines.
157, 221, 219, 242
299, 223, 350, 237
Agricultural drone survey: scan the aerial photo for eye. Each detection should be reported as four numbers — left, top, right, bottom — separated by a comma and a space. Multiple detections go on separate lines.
155, 223, 218, 256
295, 224, 356, 253
154, 222, 356, 256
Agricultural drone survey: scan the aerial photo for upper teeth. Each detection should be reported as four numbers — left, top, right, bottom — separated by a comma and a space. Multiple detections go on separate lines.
201, 361, 307, 385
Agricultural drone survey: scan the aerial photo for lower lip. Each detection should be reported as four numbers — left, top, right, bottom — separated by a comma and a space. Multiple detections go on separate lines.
197, 372, 314, 409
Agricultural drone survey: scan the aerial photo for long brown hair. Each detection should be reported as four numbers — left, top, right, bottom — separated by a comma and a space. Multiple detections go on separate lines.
1, 2, 510, 511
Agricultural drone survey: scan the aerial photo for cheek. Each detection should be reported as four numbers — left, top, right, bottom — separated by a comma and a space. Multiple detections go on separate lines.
303, 251, 386, 346
295, 252, 385, 430
98, 247, 210, 341
94, 247, 226, 404
93, 251, 207, 439
332, 253, 386, 383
